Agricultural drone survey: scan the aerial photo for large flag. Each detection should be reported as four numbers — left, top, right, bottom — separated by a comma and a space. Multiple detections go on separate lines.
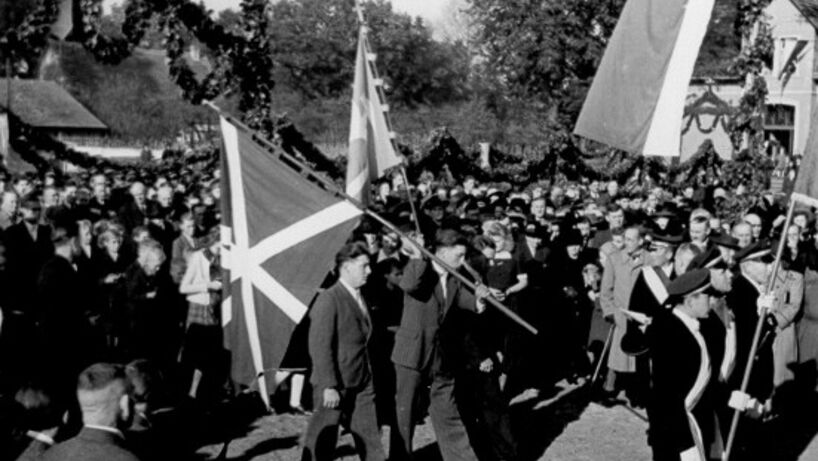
793, 102, 818, 207
220, 117, 362, 405
574, 0, 716, 157
346, 28, 402, 203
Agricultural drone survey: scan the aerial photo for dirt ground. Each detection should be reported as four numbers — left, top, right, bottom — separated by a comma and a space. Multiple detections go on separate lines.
191, 384, 818, 461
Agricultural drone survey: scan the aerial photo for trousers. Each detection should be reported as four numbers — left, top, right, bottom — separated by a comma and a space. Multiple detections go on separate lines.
392, 365, 478, 461
301, 381, 385, 461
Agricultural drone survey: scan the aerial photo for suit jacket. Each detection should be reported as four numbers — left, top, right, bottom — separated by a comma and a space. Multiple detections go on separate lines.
41, 427, 140, 461
308, 281, 373, 391
391, 258, 478, 374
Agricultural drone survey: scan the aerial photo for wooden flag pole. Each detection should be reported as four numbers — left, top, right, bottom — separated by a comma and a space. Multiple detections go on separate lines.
723, 196, 796, 461
206, 102, 538, 336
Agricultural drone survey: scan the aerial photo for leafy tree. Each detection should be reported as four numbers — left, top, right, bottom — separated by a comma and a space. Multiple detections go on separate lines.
269, 0, 471, 107
0, 0, 59, 77
467, 0, 626, 130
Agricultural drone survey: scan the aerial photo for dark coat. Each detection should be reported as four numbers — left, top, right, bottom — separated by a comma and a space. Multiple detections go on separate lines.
85, 196, 115, 222
41, 427, 140, 461
37, 255, 94, 382
648, 310, 717, 457
391, 258, 478, 375
308, 282, 373, 391
727, 274, 775, 400
118, 200, 147, 233
2, 222, 53, 312
117, 263, 164, 361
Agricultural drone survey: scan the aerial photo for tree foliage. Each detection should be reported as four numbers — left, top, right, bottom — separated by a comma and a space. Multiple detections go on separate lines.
267, 0, 470, 107
467, 0, 626, 130
0, 0, 59, 77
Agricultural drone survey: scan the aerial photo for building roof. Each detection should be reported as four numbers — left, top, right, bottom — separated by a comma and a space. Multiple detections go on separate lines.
791, 0, 818, 30
0, 78, 108, 131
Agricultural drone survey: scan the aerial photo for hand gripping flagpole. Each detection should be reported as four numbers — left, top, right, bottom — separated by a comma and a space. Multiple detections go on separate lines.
354, 0, 423, 235
206, 102, 538, 336
723, 195, 797, 460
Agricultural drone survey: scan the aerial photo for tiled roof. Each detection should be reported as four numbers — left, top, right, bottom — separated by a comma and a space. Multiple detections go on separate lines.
0, 79, 107, 131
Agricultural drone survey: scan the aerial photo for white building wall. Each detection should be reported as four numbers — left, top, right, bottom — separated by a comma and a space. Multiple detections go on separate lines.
681, 0, 818, 160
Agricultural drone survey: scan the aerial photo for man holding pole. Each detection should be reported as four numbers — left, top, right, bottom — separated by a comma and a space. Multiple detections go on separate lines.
723, 242, 779, 459
390, 228, 491, 461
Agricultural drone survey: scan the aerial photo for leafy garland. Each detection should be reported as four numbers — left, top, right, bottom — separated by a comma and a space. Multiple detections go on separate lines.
728, 0, 773, 151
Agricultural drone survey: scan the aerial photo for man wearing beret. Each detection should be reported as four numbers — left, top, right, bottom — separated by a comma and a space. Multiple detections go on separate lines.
648, 269, 723, 461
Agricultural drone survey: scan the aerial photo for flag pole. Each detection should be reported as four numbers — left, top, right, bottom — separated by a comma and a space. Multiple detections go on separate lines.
723, 195, 796, 460
206, 102, 538, 336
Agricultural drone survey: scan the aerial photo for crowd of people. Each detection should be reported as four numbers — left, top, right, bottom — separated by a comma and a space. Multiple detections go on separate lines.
0, 164, 817, 461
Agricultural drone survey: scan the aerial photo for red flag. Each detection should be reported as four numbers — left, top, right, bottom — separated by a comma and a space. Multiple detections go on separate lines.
220, 117, 362, 405
346, 28, 402, 203
574, 0, 716, 157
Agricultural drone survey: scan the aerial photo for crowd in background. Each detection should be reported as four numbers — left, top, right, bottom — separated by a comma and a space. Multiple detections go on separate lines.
0, 163, 816, 460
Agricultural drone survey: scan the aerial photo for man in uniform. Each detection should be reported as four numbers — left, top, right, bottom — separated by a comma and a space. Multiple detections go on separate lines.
648, 269, 723, 461
621, 230, 681, 410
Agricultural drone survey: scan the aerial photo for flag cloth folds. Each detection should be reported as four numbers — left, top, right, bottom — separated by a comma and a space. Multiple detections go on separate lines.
220, 117, 362, 405
346, 28, 402, 203
793, 102, 818, 203
574, 0, 716, 157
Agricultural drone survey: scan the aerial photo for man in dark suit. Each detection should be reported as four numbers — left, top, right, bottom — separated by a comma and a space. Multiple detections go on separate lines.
391, 229, 490, 461
118, 182, 148, 233
37, 227, 95, 391
301, 242, 386, 461
3, 198, 53, 314
42, 363, 141, 461
648, 269, 722, 461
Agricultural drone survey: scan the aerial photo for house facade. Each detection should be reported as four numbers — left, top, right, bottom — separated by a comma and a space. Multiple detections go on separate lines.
681, 0, 818, 161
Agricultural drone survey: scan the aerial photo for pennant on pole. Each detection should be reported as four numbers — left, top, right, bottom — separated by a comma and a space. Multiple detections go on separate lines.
346, 28, 402, 203
574, 0, 716, 157
219, 116, 362, 406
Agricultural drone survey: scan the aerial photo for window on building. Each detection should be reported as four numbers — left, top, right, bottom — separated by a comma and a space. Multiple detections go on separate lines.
764, 104, 795, 157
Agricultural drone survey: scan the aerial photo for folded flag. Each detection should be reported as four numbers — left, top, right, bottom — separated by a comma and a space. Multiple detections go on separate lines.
574, 0, 716, 157
220, 117, 362, 405
346, 27, 402, 203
